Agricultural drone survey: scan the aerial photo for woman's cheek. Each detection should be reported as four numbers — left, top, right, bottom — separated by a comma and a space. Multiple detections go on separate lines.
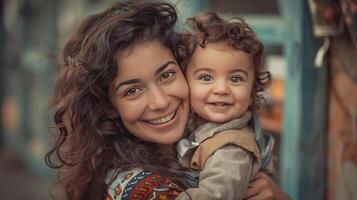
116, 98, 147, 122
173, 75, 190, 99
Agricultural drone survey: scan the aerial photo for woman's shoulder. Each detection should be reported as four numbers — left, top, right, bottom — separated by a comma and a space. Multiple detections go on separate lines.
105, 168, 143, 200
105, 168, 183, 200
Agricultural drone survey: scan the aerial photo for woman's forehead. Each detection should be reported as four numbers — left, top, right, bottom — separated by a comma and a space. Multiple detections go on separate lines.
114, 41, 176, 79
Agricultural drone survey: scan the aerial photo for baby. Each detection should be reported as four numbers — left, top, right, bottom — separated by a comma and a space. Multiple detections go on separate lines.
176, 12, 274, 200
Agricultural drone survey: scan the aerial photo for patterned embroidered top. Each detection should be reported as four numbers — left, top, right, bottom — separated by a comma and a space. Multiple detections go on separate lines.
105, 168, 183, 200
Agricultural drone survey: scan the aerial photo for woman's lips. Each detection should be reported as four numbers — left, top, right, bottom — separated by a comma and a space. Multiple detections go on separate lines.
145, 109, 177, 125
141, 102, 182, 129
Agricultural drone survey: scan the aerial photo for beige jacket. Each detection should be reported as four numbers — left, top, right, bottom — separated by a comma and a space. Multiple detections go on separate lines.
176, 112, 262, 200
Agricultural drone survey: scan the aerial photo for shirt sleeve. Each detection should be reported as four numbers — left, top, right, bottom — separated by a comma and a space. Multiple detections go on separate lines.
176, 144, 254, 200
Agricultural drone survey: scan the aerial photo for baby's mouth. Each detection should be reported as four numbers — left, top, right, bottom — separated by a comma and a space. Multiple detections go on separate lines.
208, 102, 231, 107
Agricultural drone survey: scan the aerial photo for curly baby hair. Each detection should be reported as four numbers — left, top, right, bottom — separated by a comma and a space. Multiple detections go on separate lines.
45, 1, 191, 200
179, 11, 272, 111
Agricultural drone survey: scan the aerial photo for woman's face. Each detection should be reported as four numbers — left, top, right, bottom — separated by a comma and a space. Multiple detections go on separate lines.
109, 41, 189, 145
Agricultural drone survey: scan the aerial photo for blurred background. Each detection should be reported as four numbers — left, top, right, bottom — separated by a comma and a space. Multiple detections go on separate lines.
0, 0, 356, 199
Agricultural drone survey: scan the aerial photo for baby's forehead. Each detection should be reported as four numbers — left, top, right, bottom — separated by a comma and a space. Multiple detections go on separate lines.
186, 43, 254, 72
192, 42, 248, 57
203, 42, 232, 50
190, 42, 252, 60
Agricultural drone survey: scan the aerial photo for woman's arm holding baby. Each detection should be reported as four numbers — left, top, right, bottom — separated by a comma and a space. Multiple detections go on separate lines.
244, 172, 291, 200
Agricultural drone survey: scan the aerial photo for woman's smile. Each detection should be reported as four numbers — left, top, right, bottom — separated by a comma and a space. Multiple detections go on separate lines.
144, 104, 179, 125
141, 101, 184, 130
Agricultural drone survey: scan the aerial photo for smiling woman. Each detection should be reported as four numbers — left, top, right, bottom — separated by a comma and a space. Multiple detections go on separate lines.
44, 2, 194, 200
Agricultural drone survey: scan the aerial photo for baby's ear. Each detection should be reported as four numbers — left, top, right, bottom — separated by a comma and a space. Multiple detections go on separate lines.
250, 89, 256, 103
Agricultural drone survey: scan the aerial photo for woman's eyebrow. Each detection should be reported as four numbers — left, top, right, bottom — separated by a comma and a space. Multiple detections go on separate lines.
115, 61, 176, 91
155, 61, 176, 75
115, 79, 141, 91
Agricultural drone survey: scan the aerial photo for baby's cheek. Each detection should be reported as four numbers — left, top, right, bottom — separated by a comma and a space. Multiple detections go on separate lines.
188, 82, 205, 96
189, 90, 206, 113
235, 94, 252, 110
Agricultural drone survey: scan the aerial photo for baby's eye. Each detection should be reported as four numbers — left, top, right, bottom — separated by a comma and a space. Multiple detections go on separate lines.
230, 75, 243, 83
124, 87, 141, 96
199, 74, 213, 81
160, 72, 176, 81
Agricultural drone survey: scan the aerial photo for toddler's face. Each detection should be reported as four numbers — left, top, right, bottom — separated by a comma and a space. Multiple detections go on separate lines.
186, 43, 255, 124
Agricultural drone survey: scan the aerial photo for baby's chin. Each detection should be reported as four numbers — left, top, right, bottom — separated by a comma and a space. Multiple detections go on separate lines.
209, 117, 232, 124
203, 114, 233, 124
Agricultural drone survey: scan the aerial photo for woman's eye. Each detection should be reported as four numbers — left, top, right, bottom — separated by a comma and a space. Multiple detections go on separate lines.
199, 74, 213, 81
230, 76, 243, 83
124, 87, 141, 96
160, 72, 176, 81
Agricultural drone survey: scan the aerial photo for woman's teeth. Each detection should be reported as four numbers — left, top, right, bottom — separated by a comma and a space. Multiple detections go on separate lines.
147, 111, 175, 125
212, 102, 228, 106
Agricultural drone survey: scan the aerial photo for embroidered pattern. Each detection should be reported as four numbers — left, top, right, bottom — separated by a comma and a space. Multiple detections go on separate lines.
105, 169, 182, 200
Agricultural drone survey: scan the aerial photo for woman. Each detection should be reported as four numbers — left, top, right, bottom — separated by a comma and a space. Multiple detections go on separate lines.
45, 1, 289, 200
46, 2, 194, 199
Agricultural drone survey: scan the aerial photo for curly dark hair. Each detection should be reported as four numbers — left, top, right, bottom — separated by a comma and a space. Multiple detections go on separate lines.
178, 12, 272, 111
45, 1, 191, 200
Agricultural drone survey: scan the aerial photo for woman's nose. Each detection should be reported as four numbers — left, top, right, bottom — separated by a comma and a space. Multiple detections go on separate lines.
212, 79, 229, 95
148, 86, 170, 110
